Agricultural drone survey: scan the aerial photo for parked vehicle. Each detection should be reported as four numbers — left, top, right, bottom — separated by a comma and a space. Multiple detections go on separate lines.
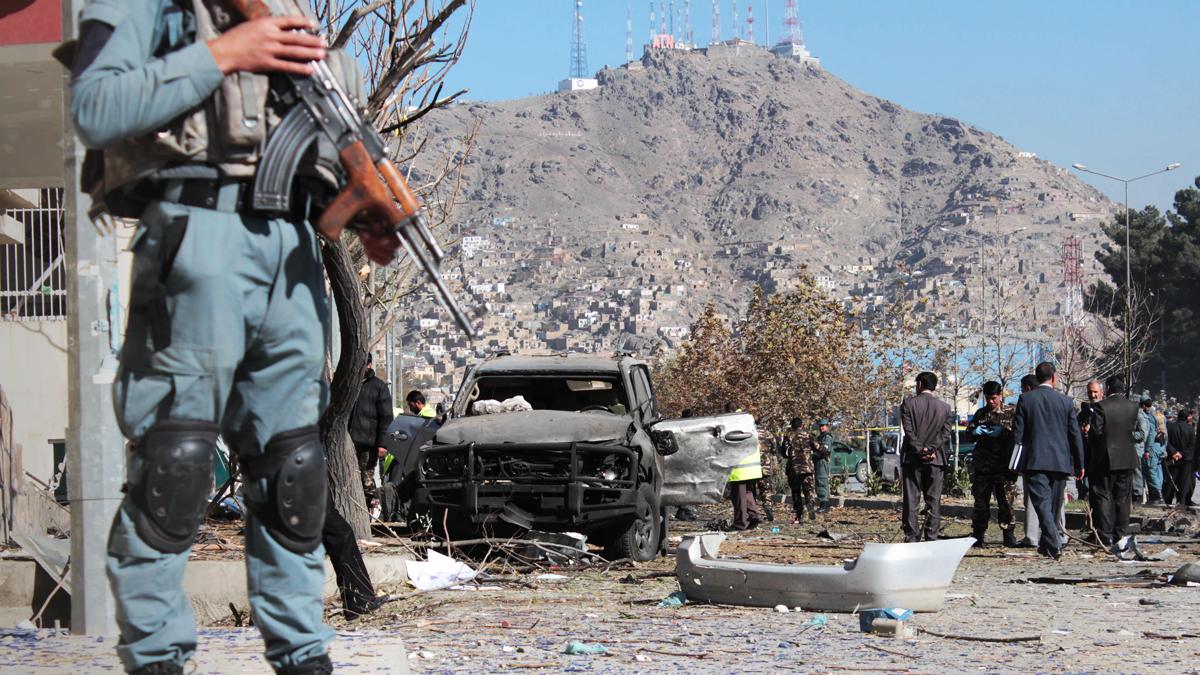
828, 440, 870, 483
876, 421, 973, 484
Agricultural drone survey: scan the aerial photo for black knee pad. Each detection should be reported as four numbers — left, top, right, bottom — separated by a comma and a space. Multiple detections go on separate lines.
242, 427, 327, 554
129, 420, 218, 554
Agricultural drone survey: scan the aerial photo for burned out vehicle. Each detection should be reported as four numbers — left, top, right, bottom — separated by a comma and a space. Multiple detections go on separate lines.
394, 354, 756, 560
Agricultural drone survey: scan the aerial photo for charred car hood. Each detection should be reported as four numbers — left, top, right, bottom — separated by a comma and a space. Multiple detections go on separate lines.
435, 410, 634, 445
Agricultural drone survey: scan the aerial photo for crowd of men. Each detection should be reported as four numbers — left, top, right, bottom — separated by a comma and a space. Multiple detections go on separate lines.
897, 362, 1197, 559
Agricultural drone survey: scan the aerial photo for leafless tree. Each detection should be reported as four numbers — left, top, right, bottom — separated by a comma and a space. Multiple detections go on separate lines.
309, 0, 476, 537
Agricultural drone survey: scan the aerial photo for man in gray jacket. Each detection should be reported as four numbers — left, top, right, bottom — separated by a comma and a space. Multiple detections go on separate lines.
900, 372, 952, 542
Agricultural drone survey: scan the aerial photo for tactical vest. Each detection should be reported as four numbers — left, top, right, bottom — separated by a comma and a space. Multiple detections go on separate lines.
90, 0, 365, 217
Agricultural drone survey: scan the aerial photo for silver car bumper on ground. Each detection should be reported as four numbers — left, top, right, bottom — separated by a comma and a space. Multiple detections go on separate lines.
676, 533, 973, 612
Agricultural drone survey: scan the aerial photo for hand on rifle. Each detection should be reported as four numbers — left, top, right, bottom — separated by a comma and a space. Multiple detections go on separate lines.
358, 225, 402, 266
208, 16, 326, 76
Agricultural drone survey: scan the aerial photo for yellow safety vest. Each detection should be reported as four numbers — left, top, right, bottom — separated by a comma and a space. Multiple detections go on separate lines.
728, 447, 763, 482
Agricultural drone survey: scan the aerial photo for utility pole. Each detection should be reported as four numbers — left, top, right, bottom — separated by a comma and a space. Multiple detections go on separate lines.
62, 0, 123, 636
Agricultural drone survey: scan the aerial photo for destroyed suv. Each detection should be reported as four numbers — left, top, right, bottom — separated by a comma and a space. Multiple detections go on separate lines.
399, 354, 756, 560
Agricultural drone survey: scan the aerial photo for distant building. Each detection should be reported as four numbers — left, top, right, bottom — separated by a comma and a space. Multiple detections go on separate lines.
558, 78, 599, 92
771, 40, 820, 68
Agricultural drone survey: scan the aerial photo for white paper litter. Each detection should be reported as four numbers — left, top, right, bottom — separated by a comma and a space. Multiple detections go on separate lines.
406, 549, 478, 591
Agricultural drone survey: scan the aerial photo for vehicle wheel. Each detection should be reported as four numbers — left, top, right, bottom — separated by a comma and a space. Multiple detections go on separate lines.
605, 484, 661, 562
855, 462, 869, 484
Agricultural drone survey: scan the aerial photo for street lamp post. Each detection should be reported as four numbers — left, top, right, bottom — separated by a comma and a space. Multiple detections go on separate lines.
1071, 162, 1181, 393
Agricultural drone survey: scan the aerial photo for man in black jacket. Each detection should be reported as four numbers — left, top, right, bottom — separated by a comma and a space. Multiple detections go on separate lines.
1011, 362, 1085, 559
322, 493, 387, 619
1086, 375, 1140, 548
349, 356, 395, 510
1165, 409, 1196, 507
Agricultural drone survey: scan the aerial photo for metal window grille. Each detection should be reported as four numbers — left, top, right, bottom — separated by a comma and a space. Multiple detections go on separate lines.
0, 188, 65, 321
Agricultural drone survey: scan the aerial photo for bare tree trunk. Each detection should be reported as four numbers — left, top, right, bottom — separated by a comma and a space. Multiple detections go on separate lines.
320, 238, 371, 539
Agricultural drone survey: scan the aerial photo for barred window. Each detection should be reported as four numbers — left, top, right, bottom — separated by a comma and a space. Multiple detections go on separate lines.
0, 188, 65, 321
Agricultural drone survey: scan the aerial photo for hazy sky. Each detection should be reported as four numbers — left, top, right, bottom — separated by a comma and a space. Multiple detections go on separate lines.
441, 1, 1199, 214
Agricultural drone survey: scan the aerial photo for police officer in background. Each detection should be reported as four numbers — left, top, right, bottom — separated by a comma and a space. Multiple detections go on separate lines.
813, 419, 834, 513
967, 381, 1018, 548
781, 417, 817, 522
69, 3, 398, 673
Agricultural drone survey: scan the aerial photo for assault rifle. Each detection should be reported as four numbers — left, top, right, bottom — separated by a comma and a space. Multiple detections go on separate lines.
229, 0, 476, 339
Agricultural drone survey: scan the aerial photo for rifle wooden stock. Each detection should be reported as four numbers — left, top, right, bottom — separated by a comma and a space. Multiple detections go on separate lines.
315, 141, 402, 241
377, 160, 423, 222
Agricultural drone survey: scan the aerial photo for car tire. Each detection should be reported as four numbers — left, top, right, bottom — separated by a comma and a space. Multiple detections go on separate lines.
604, 484, 661, 562
855, 462, 869, 484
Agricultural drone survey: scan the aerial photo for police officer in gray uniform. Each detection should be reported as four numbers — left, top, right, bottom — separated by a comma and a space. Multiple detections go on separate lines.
69, 2, 397, 673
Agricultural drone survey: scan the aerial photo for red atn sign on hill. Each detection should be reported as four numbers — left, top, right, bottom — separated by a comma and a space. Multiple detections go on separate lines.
0, 0, 61, 47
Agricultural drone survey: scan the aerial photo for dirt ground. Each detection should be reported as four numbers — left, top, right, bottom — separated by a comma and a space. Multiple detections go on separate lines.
342, 501, 1200, 673
6, 501, 1200, 673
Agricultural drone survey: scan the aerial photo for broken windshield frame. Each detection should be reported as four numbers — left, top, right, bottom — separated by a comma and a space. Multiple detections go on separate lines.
457, 374, 631, 416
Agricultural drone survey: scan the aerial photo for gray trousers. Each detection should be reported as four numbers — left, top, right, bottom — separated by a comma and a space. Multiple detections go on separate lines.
108, 199, 333, 671
901, 463, 944, 541
1024, 471, 1067, 553
1021, 475, 1066, 546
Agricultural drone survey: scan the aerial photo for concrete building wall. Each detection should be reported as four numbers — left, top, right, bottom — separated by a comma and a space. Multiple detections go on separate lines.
0, 319, 68, 482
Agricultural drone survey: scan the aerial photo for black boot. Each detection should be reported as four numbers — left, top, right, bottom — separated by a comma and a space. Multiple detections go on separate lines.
1002, 527, 1018, 548
817, 501, 830, 514
132, 662, 183, 675
807, 502, 816, 521
971, 530, 986, 548
763, 503, 775, 522
276, 654, 333, 675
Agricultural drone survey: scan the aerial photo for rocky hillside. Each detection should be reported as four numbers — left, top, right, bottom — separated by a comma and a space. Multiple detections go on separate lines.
408, 44, 1112, 360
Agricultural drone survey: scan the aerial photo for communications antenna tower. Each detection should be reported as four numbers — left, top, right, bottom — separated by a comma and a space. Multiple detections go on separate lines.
626, 2, 634, 62
684, 0, 692, 46
781, 0, 804, 44
1062, 235, 1084, 322
668, 0, 675, 37
650, 1, 655, 42
763, 0, 770, 46
570, 0, 588, 78
732, 0, 738, 39
710, 0, 719, 45
746, 4, 754, 43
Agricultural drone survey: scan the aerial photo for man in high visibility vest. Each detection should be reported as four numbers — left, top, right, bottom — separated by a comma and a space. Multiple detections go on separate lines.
406, 390, 438, 419
727, 432, 764, 531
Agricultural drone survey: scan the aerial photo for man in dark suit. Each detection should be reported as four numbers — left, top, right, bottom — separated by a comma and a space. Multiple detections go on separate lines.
900, 371, 953, 542
1011, 362, 1085, 559
1086, 375, 1141, 547
1164, 409, 1196, 507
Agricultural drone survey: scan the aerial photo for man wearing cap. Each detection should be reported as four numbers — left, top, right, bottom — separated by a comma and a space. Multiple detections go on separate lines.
781, 417, 817, 522
813, 419, 834, 514
1137, 396, 1164, 505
